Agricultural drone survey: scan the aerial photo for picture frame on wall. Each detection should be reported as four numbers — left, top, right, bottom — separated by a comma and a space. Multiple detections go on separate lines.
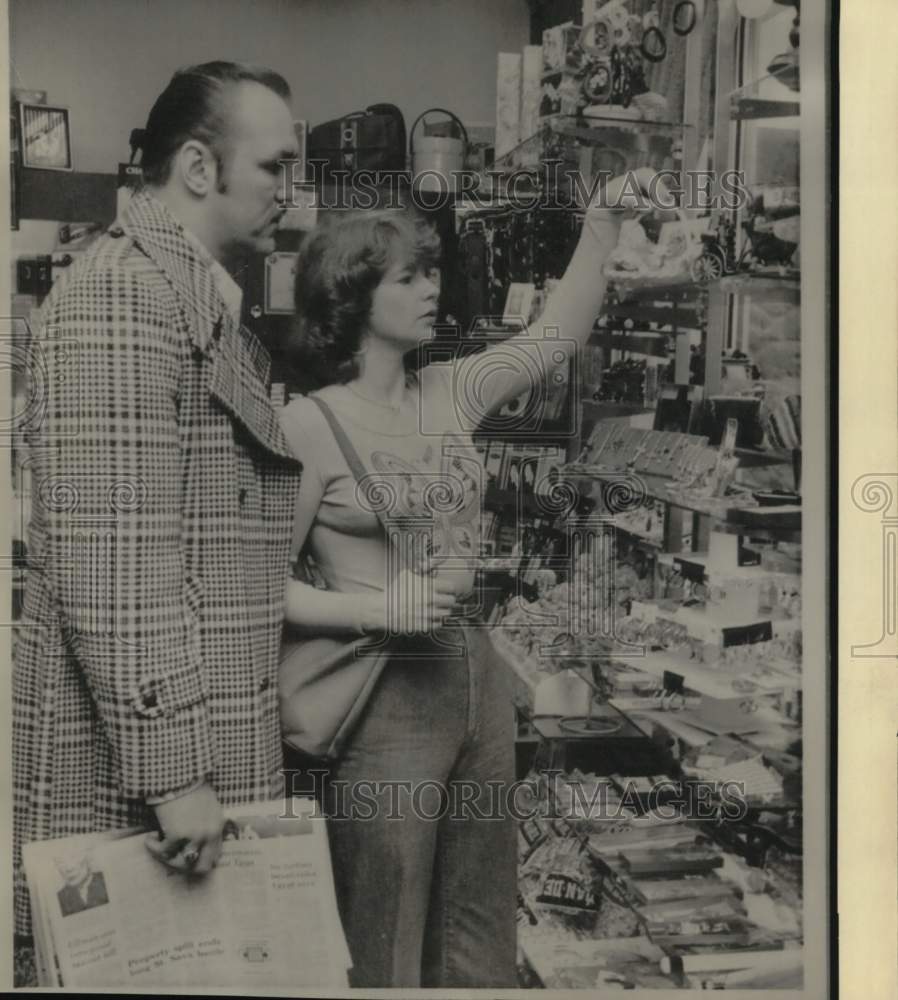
18, 103, 73, 171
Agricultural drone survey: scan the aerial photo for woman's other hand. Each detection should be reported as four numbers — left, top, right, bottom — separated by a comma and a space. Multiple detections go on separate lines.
359, 568, 459, 637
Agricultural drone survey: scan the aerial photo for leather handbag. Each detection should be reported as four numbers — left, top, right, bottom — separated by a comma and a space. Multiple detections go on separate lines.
278, 395, 397, 760
307, 103, 406, 181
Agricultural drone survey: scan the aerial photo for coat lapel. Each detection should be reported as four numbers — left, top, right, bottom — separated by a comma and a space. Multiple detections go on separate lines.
120, 192, 297, 463
209, 309, 298, 462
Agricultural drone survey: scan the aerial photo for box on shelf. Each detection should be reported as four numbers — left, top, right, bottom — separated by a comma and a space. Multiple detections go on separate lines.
539, 71, 584, 120
495, 52, 522, 160
541, 22, 584, 75
520, 45, 543, 160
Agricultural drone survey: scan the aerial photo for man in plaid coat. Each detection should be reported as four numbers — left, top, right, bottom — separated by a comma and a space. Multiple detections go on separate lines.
13, 63, 302, 934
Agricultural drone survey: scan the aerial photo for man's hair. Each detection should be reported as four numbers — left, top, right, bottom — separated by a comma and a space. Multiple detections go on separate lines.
292, 208, 441, 387
140, 61, 291, 187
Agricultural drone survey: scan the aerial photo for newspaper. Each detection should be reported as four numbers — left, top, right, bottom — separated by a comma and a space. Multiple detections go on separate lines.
22, 798, 350, 989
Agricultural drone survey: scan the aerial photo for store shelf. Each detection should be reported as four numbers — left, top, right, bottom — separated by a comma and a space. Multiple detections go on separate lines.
484, 484, 566, 515
580, 401, 655, 422
730, 97, 800, 120
615, 525, 664, 551
561, 467, 802, 532
610, 648, 795, 702
531, 710, 651, 744
608, 701, 716, 748
722, 504, 801, 533
658, 551, 800, 583
570, 112, 688, 132
489, 113, 690, 178
609, 281, 705, 303
588, 329, 672, 358
734, 446, 794, 468
600, 301, 704, 324
503, 114, 688, 153
717, 274, 800, 296
728, 63, 800, 122
475, 424, 574, 447
616, 701, 796, 751
625, 596, 800, 648
669, 603, 799, 644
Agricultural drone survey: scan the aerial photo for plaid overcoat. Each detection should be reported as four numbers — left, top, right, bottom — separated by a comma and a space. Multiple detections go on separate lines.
13, 192, 301, 933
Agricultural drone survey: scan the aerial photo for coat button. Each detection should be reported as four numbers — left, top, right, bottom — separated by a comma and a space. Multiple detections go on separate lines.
129, 679, 166, 719
108, 225, 124, 238
259, 677, 271, 692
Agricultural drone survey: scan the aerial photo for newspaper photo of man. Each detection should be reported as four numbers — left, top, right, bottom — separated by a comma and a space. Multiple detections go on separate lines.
54, 855, 109, 918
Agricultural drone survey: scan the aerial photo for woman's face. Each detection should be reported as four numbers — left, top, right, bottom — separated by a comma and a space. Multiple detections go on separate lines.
367, 255, 440, 349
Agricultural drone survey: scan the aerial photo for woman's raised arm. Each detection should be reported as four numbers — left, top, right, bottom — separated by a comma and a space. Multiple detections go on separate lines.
454, 167, 665, 418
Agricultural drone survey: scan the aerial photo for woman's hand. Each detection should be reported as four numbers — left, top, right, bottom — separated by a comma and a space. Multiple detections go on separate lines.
359, 568, 459, 637
584, 166, 675, 234
590, 166, 671, 217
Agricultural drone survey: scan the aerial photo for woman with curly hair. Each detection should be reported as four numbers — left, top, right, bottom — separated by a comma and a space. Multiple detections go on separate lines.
278, 170, 659, 988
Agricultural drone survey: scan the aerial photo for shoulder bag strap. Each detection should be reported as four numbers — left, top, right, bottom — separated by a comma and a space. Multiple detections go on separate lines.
309, 395, 371, 487
306, 394, 406, 574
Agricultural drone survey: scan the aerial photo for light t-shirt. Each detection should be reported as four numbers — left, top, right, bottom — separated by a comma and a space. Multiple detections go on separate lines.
279, 362, 499, 599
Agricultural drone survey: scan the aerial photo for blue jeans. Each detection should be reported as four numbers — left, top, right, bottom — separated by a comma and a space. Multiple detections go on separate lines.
323, 626, 517, 988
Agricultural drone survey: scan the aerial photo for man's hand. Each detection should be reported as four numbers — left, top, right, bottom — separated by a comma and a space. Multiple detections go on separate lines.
145, 782, 224, 875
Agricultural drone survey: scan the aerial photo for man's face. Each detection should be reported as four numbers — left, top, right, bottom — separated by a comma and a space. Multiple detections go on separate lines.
55, 856, 90, 888
211, 81, 298, 257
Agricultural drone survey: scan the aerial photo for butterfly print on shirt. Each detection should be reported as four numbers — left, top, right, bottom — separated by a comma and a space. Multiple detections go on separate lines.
368, 434, 481, 568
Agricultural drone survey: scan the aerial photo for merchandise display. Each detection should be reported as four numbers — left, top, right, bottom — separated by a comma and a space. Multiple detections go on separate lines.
513, 767, 803, 988
479, 8, 804, 982
603, 213, 706, 287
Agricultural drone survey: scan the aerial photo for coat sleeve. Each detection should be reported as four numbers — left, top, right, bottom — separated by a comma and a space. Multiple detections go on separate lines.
29, 258, 215, 800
